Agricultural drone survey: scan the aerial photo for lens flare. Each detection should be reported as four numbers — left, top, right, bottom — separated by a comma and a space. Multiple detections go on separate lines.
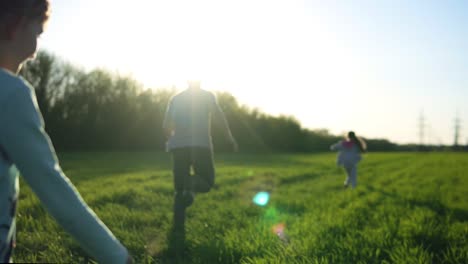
253, 192, 270, 206
272, 223, 289, 244
272, 223, 285, 235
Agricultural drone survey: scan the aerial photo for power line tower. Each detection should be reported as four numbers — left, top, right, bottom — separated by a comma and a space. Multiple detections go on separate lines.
418, 110, 425, 147
454, 112, 461, 148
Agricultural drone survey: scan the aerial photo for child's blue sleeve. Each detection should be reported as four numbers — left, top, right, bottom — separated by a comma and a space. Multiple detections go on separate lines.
330, 141, 343, 151
0, 82, 129, 263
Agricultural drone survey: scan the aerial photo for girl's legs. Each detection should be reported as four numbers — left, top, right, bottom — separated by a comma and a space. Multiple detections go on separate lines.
344, 167, 351, 187
350, 165, 358, 188
344, 165, 357, 188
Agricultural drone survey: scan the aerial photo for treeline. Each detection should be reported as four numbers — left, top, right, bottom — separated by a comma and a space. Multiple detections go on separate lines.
20, 50, 399, 152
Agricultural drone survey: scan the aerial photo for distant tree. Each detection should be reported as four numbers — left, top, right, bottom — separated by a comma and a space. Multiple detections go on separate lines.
20, 50, 406, 152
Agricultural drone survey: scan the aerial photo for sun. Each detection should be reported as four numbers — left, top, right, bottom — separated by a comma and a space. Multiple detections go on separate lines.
43, 0, 363, 122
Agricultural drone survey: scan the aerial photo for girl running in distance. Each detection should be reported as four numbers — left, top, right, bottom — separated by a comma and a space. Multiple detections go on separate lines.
330, 131, 367, 189
0, 1, 132, 262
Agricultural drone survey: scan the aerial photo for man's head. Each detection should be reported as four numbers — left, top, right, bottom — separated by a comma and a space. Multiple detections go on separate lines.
0, 0, 50, 71
187, 80, 201, 90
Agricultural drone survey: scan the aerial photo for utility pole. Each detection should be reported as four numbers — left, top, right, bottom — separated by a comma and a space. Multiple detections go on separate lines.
454, 112, 461, 148
419, 111, 425, 147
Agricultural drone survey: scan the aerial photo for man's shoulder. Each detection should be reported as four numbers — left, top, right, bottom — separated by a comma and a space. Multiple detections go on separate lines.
173, 89, 215, 101
200, 88, 215, 96
0, 70, 29, 89
200, 89, 216, 102
169, 90, 185, 102
0, 70, 32, 105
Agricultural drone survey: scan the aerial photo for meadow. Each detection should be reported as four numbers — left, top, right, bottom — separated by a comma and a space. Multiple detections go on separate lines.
14, 152, 468, 263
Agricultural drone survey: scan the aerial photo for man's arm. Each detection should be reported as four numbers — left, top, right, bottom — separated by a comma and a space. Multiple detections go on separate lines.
162, 99, 174, 140
211, 96, 238, 151
0, 85, 130, 263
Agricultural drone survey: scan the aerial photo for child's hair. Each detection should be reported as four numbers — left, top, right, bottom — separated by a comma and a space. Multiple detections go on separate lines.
348, 131, 367, 152
0, 0, 50, 24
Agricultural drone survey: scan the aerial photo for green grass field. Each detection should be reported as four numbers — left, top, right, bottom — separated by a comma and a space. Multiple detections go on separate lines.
14, 152, 468, 263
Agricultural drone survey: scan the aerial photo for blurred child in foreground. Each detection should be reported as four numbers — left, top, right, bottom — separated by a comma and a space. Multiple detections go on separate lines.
0, 1, 132, 262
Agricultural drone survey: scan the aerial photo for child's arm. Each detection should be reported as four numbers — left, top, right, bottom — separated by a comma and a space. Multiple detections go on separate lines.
330, 141, 343, 151
0, 83, 130, 263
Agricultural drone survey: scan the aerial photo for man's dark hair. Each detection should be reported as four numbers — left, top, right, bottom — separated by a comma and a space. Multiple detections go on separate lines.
0, 0, 50, 23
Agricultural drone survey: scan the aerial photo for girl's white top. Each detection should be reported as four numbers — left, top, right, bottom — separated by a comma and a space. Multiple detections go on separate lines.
330, 140, 362, 167
0, 69, 128, 263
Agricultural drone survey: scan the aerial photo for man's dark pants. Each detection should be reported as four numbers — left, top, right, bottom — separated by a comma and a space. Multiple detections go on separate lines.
171, 147, 215, 229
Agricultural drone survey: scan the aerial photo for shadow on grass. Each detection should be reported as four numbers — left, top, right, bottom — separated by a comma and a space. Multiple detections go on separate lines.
162, 226, 189, 264
154, 226, 243, 264
278, 172, 322, 185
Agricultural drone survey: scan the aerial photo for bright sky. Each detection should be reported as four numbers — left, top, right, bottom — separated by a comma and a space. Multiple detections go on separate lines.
41, 0, 468, 145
